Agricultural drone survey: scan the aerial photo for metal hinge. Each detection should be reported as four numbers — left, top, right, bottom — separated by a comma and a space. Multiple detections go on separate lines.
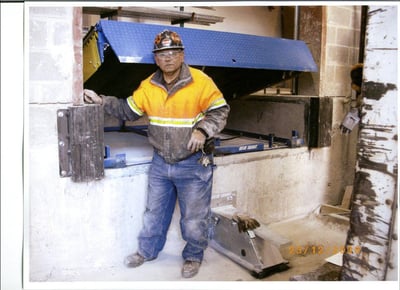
57, 109, 72, 177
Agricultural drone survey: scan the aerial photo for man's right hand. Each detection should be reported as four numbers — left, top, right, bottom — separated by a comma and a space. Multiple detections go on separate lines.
83, 89, 103, 105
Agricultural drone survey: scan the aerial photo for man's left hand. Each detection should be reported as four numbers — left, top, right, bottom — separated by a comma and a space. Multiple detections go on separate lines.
187, 129, 206, 153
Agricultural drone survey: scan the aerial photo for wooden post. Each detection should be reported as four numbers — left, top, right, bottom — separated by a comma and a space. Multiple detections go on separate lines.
341, 6, 398, 281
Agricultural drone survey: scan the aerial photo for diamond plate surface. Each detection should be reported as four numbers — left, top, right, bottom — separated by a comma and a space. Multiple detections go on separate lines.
96, 20, 317, 72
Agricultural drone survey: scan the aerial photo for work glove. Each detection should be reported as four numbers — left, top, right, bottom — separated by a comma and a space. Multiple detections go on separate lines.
83, 89, 103, 105
232, 214, 261, 233
187, 129, 206, 153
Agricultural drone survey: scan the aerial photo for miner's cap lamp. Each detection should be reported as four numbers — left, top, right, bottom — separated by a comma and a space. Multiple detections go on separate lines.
153, 30, 185, 53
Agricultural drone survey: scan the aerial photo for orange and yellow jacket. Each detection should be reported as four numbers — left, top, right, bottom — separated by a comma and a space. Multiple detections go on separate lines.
102, 64, 229, 163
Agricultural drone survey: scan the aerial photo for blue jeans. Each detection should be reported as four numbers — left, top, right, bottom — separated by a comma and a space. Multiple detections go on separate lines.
138, 151, 213, 263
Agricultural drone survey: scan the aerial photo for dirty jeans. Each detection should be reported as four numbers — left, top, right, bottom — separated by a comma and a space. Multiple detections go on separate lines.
138, 151, 213, 263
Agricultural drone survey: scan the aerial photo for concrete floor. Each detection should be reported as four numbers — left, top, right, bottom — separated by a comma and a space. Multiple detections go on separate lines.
44, 212, 349, 282
30, 132, 349, 285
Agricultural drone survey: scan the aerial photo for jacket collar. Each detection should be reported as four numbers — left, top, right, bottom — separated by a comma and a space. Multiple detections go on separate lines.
151, 63, 193, 95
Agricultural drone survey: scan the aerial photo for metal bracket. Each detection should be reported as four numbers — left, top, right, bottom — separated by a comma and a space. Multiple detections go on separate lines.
57, 109, 72, 177
210, 210, 289, 278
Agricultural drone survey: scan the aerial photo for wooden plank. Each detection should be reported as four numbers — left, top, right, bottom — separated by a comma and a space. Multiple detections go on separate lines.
320, 204, 350, 215
328, 213, 350, 222
69, 105, 104, 182
340, 185, 353, 209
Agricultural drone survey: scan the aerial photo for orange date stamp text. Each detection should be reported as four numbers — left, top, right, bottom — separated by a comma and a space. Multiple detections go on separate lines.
288, 245, 362, 256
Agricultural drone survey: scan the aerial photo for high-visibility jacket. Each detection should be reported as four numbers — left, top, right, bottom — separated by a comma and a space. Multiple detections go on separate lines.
102, 63, 229, 163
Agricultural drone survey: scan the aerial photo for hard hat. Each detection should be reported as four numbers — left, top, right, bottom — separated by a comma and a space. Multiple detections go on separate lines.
153, 30, 184, 52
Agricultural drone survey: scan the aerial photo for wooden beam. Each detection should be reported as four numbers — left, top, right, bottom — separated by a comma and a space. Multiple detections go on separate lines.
340, 185, 353, 209
83, 7, 224, 26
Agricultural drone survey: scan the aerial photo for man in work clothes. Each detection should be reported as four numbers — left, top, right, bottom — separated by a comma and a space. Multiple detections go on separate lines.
84, 29, 229, 278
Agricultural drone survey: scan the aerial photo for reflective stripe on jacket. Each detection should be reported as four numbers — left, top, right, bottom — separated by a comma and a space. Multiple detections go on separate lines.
105, 63, 229, 164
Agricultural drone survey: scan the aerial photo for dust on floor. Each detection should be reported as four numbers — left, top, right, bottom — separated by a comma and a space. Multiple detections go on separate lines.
40, 212, 349, 282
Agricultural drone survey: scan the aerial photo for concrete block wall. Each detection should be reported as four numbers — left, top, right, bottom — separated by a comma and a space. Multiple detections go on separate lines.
29, 7, 82, 105
27, 7, 151, 282
298, 6, 361, 98
324, 6, 361, 97
298, 6, 361, 205
323, 6, 362, 195
29, 7, 75, 280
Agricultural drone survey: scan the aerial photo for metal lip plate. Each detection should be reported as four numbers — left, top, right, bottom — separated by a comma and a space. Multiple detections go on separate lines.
96, 20, 317, 72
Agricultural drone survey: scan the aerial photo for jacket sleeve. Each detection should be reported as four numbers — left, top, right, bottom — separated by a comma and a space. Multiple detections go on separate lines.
101, 95, 142, 121
196, 103, 230, 138
194, 73, 230, 138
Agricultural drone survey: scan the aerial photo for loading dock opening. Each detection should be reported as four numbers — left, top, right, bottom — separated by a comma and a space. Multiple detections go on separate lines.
78, 20, 332, 176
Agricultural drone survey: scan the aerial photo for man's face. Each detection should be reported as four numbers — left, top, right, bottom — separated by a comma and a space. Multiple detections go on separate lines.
154, 49, 184, 74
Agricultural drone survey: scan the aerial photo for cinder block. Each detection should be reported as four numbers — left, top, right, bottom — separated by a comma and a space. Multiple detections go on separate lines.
29, 6, 71, 18
52, 21, 72, 45
29, 82, 72, 103
328, 7, 351, 27
29, 19, 49, 49
327, 45, 349, 66
336, 27, 356, 47
349, 7, 362, 30
29, 105, 61, 147
335, 65, 353, 96
326, 26, 337, 45
30, 51, 71, 81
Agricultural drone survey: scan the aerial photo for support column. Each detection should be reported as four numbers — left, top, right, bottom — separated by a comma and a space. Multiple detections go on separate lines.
341, 6, 398, 280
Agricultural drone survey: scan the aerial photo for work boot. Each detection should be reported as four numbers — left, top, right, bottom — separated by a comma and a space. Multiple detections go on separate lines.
181, 260, 201, 278
124, 252, 146, 268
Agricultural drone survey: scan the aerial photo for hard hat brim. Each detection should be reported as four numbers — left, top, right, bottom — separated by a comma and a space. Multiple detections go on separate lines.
152, 46, 185, 53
